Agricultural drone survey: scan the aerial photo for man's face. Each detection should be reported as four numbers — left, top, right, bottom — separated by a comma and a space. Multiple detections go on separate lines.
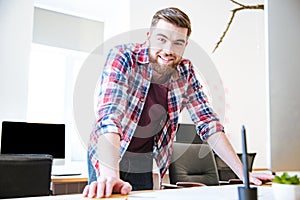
147, 19, 188, 76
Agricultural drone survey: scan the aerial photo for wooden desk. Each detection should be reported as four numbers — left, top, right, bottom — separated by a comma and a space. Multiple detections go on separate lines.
50, 170, 168, 195
51, 175, 88, 195
13, 184, 276, 199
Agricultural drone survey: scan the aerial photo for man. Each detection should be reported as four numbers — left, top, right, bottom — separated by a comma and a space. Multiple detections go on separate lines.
82, 7, 273, 198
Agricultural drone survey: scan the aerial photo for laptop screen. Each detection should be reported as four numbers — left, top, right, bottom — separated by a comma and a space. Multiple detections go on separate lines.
1, 121, 65, 159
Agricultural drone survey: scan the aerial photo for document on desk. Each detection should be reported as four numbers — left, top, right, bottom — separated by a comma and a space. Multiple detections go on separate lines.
12, 194, 128, 200
129, 185, 275, 200
13, 185, 275, 200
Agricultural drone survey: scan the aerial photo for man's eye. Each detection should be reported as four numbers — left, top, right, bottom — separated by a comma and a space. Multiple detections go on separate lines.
158, 38, 166, 43
174, 42, 184, 46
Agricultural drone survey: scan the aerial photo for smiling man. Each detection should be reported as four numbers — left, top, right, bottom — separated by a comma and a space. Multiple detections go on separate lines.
148, 19, 188, 84
82, 7, 273, 198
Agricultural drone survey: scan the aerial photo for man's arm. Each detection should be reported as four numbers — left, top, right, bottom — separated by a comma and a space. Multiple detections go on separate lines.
98, 133, 121, 178
206, 131, 274, 185
206, 132, 244, 180
82, 133, 132, 198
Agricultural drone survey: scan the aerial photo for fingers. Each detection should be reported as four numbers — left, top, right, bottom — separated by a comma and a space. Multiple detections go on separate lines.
251, 172, 275, 184
82, 184, 89, 197
249, 172, 275, 185
250, 176, 262, 185
97, 178, 106, 198
255, 172, 275, 180
81, 181, 98, 198
103, 177, 117, 197
120, 181, 133, 195
82, 177, 132, 198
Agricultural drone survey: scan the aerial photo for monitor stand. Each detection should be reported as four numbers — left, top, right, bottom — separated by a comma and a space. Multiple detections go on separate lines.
52, 158, 65, 166
51, 159, 82, 176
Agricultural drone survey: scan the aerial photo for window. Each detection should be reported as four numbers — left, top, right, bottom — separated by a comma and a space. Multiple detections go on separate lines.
28, 43, 88, 162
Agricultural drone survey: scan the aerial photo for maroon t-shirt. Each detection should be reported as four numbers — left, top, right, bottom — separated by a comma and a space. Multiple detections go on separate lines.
126, 83, 168, 154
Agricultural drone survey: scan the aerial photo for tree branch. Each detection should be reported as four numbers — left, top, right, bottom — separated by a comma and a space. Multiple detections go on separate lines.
212, 0, 264, 53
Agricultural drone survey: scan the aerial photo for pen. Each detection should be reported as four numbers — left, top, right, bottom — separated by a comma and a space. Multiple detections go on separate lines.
241, 125, 250, 188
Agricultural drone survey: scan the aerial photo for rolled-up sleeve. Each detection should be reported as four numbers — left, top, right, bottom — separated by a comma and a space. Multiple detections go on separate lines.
184, 64, 224, 141
95, 47, 130, 138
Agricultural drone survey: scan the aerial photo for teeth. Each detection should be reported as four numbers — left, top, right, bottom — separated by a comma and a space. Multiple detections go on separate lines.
159, 56, 171, 62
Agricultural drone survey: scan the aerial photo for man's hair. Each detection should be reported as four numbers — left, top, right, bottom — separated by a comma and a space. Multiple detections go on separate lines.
150, 7, 192, 38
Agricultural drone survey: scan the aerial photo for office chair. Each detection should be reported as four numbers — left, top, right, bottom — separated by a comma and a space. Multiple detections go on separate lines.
214, 152, 256, 182
168, 143, 220, 186
0, 154, 53, 199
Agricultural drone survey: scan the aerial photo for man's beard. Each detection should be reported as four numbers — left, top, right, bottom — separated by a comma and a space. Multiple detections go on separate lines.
150, 62, 177, 84
148, 52, 181, 84
152, 63, 176, 76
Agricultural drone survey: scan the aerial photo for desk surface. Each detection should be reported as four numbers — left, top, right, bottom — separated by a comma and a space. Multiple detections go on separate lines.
51, 174, 88, 183
12, 185, 276, 200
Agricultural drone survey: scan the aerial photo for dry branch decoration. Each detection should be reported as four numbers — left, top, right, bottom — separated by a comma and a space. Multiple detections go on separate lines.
212, 0, 264, 53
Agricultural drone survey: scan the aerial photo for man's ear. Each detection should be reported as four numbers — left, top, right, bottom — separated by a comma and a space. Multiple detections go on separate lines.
146, 31, 151, 40
146, 32, 151, 46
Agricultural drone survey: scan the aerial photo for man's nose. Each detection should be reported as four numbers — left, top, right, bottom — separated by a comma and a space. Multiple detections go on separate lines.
162, 42, 175, 54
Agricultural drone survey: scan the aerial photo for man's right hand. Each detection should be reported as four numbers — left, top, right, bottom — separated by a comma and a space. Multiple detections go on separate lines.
83, 133, 131, 197
82, 177, 132, 198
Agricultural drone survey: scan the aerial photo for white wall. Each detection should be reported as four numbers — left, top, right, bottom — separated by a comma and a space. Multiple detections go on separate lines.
34, 0, 130, 41
130, 0, 267, 168
0, 0, 34, 136
33, 7, 104, 53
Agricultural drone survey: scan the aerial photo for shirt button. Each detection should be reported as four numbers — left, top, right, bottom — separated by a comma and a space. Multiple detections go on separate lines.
140, 97, 145, 102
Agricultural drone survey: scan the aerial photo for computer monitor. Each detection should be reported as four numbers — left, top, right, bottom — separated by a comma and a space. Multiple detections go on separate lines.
0, 121, 65, 165
266, 0, 300, 173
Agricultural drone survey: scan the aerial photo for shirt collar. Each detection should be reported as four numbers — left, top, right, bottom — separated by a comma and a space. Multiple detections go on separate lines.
136, 42, 150, 64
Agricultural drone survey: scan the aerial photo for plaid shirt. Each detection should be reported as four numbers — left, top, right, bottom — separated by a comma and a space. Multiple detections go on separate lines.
88, 42, 224, 182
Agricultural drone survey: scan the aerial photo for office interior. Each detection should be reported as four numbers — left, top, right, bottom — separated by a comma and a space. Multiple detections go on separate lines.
1, 0, 300, 190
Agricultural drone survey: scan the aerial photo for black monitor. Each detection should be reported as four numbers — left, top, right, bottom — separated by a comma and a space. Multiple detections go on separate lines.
1, 121, 65, 165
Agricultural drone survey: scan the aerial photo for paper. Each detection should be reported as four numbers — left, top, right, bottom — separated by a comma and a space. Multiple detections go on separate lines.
12, 185, 275, 200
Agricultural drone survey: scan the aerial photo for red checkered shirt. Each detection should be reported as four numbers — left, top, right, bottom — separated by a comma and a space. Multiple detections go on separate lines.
88, 42, 224, 183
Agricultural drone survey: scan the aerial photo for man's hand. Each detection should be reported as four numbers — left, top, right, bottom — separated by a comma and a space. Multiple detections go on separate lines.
83, 133, 131, 197
249, 172, 274, 185
82, 177, 132, 198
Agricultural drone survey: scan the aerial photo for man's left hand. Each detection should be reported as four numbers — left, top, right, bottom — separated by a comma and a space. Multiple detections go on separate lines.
249, 172, 274, 185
